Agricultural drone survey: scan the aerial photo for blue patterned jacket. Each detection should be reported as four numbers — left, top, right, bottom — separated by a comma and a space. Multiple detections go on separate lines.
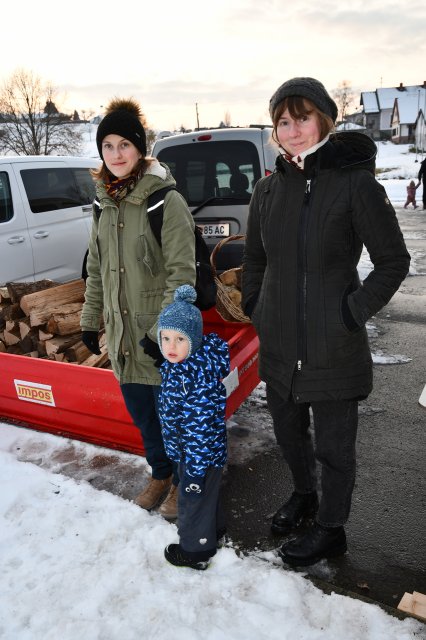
158, 333, 230, 478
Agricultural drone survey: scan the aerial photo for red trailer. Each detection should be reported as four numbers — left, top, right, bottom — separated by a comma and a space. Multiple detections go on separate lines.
0, 308, 259, 455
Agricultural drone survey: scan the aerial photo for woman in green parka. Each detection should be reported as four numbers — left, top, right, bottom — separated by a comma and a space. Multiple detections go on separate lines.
241, 78, 410, 567
81, 98, 196, 520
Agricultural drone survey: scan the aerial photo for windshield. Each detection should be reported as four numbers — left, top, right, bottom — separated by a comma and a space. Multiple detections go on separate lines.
156, 140, 261, 207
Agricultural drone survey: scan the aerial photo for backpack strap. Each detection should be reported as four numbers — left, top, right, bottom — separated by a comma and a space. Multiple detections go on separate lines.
147, 186, 176, 247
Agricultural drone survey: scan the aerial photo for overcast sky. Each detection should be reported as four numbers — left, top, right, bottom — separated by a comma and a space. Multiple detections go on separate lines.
3, 0, 425, 131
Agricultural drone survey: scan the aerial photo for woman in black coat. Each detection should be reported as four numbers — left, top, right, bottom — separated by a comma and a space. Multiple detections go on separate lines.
242, 77, 410, 566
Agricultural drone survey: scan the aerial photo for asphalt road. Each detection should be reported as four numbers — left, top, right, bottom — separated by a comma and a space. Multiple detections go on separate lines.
223, 205, 426, 620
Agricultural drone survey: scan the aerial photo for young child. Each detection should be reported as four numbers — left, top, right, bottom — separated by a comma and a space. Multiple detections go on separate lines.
157, 284, 230, 570
404, 180, 420, 209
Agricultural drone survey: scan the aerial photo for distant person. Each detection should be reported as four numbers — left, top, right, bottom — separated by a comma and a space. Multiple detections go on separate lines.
80, 97, 196, 520
418, 157, 426, 209
404, 179, 420, 209
242, 76, 410, 567
158, 285, 230, 570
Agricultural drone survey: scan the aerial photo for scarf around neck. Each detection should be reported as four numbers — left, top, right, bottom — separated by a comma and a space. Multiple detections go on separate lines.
105, 168, 143, 202
280, 135, 330, 171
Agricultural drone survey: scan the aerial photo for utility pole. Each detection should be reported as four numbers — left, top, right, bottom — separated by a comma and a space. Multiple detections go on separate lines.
195, 103, 200, 130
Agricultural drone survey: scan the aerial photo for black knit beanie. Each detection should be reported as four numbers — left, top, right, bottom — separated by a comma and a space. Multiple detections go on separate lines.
96, 97, 147, 159
269, 77, 338, 123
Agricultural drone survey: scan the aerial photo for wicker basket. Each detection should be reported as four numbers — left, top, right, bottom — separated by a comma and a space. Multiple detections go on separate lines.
210, 235, 251, 323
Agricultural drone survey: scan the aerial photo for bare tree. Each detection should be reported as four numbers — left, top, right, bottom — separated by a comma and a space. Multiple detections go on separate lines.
332, 81, 355, 125
145, 127, 157, 155
0, 69, 82, 156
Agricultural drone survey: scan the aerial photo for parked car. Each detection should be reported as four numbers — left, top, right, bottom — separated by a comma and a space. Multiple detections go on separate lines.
152, 127, 279, 271
0, 155, 99, 285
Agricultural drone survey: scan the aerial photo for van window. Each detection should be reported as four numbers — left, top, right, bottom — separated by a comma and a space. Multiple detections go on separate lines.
156, 140, 261, 206
0, 172, 13, 223
20, 167, 95, 214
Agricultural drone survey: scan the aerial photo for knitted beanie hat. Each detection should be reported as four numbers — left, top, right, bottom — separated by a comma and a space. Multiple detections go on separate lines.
158, 285, 203, 358
269, 77, 338, 123
96, 97, 147, 159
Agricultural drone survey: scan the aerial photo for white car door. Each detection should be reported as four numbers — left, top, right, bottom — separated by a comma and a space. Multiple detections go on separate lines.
13, 160, 92, 282
0, 165, 35, 284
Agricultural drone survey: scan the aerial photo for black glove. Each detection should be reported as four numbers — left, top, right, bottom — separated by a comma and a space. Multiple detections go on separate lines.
182, 472, 205, 497
82, 330, 101, 355
140, 333, 165, 368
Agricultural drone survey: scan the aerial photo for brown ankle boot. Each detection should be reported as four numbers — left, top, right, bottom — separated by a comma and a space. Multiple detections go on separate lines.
134, 476, 172, 510
158, 484, 178, 520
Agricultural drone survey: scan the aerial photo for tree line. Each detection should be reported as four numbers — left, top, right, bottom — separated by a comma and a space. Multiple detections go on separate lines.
0, 69, 156, 156
0, 69, 356, 157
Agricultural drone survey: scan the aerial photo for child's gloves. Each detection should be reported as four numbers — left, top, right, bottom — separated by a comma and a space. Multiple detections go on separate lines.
140, 333, 165, 367
82, 331, 101, 355
182, 473, 205, 497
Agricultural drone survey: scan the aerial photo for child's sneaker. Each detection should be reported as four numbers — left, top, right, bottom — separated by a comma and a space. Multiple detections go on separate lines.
164, 544, 210, 570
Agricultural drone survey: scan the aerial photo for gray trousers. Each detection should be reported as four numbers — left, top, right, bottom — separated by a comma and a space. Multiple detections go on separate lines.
177, 462, 225, 556
266, 385, 359, 527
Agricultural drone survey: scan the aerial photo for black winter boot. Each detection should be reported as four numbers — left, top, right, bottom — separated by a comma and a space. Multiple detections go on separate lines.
278, 522, 347, 567
271, 491, 319, 535
164, 544, 213, 570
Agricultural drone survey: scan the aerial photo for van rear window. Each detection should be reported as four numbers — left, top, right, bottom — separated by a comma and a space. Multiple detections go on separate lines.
21, 167, 95, 213
157, 140, 261, 206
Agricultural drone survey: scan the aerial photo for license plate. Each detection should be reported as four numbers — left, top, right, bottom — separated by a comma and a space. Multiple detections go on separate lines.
198, 223, 230, 238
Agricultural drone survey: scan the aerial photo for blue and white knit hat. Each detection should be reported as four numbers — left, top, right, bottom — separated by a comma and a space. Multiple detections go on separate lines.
158, 285, 203, 357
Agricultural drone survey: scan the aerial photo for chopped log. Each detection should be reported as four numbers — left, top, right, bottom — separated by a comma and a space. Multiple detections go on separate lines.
24, 350, 39, 358
80, 349, 109, 368
39, 328, 54, 341
65, 331, 106, 364
19, 334, 37, 354
6, 320, 16, 332
20, 279, 85, 326
79, 336, 108, 367
0, 287, 11, 303
6, 280, 57, 304
47, 309, 82, 336
1, 303, 25, 322
4, 344, 25, 355
64, 339, 92, 363
3, 327, 21, 346
0, 341, 6, 352
44, 333, 82, 357
36, 340, 47, 356
52, 353, 67, 362
19, 318, 32, 339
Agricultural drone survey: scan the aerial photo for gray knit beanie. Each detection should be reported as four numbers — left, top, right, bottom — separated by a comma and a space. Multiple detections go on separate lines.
269, 77, 338, 122
158, 285, 203, 358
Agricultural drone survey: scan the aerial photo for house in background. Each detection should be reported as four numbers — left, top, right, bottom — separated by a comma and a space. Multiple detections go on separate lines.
360, 82, 426, 140
391, 90, 426, 144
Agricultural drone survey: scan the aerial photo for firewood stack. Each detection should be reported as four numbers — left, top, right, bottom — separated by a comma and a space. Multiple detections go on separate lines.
0, 279, 109, 369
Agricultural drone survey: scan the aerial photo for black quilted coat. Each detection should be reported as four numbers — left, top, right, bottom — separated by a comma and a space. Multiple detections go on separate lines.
242, 132, 410, 402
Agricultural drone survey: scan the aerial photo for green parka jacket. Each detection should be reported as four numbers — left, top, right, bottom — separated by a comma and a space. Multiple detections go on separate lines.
81, 160, 195, 385
242, 132, 410, 403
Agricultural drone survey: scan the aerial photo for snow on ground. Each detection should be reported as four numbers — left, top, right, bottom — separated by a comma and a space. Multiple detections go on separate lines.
0, 425, 424, 640
0, 137, 424, 640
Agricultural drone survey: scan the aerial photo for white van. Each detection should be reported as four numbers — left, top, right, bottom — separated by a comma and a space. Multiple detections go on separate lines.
152, 127, 279, 270
0, 156, 99, 285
